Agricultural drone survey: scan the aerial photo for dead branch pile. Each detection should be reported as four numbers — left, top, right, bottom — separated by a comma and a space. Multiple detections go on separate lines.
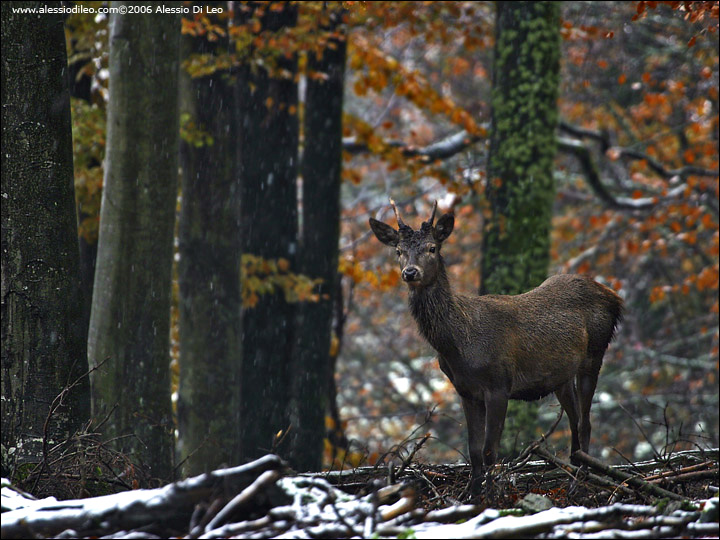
2, 448, 717, 539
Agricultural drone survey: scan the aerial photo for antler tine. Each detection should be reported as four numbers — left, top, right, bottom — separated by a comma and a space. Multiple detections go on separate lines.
389, 198, 406, 228
428, 200, 438, 227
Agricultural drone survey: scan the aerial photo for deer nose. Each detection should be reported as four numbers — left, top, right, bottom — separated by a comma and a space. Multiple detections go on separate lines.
402, 266, 420, 282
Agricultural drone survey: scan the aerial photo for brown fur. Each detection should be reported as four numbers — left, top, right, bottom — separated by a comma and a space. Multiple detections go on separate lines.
369, 208, 623, 490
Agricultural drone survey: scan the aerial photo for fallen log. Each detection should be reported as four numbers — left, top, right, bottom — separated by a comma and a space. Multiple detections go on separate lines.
1, 454, 285, 539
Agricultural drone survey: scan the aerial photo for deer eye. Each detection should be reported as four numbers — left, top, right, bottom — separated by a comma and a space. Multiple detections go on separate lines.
428, 245, 436, 254
396, 248, 402, 257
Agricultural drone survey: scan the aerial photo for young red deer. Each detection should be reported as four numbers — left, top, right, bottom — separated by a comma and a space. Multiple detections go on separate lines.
369, 200, 623, 489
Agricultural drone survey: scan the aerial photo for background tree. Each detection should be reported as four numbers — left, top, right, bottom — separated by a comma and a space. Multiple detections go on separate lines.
234, 1, 301, 462
289, 6, 348, 471
176, 4, 243, 476
87, 1, 181, 481
1, 0, 90, 474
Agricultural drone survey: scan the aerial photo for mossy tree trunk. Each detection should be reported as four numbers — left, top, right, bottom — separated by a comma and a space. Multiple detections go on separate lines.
87, 1, 180, 481
481, 1, 561, 457
236, 2, 300, 462
1, 1, 90, 473
176, 5, 243, 476
290, 11, 347, 472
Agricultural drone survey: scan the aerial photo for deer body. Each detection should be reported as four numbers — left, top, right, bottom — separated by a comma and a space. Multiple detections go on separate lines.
370, 201, 622, 489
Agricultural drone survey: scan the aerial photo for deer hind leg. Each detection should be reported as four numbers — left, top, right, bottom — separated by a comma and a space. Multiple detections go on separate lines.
554, 380, 581, 458
577, 361, 601, 453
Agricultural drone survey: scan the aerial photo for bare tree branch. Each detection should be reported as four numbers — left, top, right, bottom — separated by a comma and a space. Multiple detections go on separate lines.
342, 130, 483, 162
342, 122, 717, 213
559, 121, 719, 179
557, 137, 690, 210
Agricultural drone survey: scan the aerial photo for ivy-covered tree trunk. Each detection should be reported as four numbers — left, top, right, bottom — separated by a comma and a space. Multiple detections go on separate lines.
236, 2, 299, 461
290, 13, 347, 472
1, 1, 90, 473
481, 1, 560, 455
87, 2, 180, 481
176, 8, 243, 476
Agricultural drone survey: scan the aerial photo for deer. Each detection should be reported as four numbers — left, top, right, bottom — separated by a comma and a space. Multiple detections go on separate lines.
369, 199, 623, 491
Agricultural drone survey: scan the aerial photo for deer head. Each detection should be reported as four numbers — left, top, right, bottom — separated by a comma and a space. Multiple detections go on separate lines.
369, 200, 454, 288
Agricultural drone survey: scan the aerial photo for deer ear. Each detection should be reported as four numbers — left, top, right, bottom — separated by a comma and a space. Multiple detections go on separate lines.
369, 218, 399, 247
433, 213, 454, 243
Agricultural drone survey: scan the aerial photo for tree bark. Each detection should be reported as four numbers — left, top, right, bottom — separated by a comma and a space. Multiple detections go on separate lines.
236, 1, 300, 462
1, 1, 90, 472
176, 4, 243, 476
481, 1, 561, 456
87, 1, 180, 481
290, 11, 347, 471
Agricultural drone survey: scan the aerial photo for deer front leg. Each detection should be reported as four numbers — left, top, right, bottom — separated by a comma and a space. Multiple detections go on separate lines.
482, 391, 509, 468
461, 396, 486, 492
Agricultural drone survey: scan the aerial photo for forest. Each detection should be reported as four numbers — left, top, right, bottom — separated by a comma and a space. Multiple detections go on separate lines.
1, 1, 719, 538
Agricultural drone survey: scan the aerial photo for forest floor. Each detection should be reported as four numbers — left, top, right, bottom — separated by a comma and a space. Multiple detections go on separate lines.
1, 443, 718, 538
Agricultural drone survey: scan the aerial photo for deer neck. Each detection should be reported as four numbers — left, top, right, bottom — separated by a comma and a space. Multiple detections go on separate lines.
408, 261, 464, 358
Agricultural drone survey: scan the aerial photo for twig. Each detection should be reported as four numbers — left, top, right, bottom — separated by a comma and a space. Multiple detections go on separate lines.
397, 433, 431, 478
509, 410, 564, 471
31, 359, 109, 494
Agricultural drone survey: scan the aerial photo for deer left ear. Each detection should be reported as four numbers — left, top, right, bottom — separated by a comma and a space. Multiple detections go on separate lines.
369, 218, 400, 246
433, 213, 454, 243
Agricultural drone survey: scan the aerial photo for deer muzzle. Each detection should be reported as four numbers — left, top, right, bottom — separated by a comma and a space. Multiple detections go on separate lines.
402, 265, 422, 283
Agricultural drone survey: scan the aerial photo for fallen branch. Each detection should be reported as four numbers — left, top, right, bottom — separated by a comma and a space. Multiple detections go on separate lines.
203, 469, 282, 533
572, 450, 686, 501
643, 460, 715, 481
531, 445, 636, 496
652, 469, 719, 486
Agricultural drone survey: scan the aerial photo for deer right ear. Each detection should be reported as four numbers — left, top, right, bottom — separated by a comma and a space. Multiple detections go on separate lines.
369, 218, 399, 247
433, 213, 454, 242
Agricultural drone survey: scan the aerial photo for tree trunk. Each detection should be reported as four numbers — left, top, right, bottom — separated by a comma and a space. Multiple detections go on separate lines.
87, 1, 180, 481
176, 6, 243, 476
481, 1, 561, 456
1, 1, 90, 473
236, 1, 300, 461
290, 12, 347, 472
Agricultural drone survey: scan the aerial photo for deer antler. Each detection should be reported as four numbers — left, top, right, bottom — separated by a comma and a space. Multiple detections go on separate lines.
428, 200, 438, 227
389, 198, 407, 228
